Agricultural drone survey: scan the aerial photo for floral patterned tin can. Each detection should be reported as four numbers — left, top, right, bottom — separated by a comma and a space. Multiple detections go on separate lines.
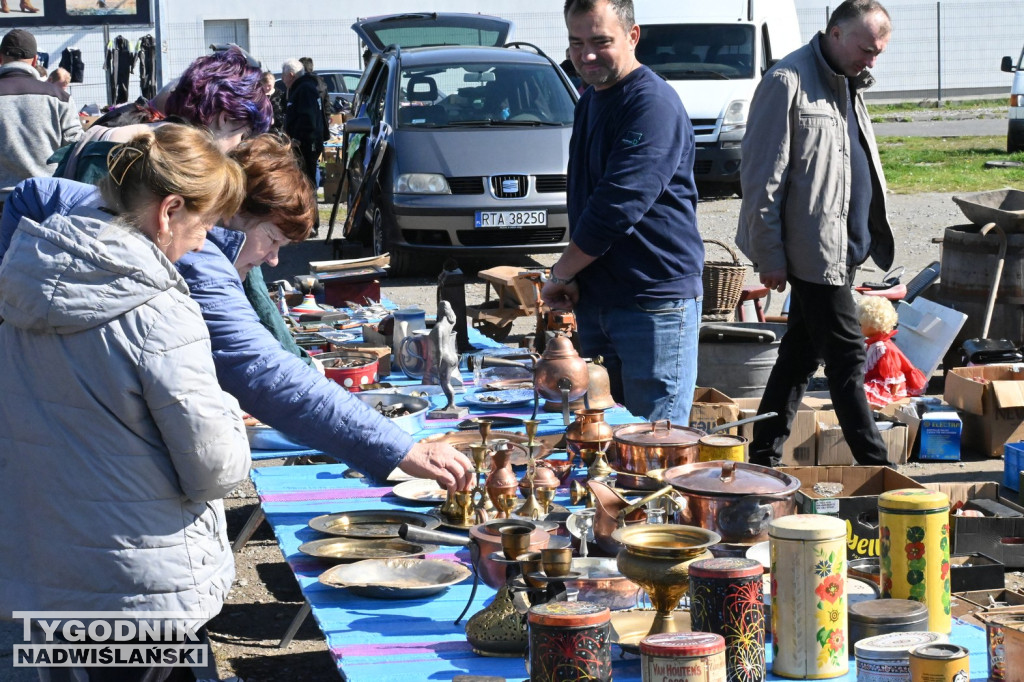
854, 631, 948, 682
640, 632, 727, 682
528, 600, 611, 682
878, 489, 952, 634
907, 643, 968, 682
689, 557, 766, 682
768, 514, 849, 679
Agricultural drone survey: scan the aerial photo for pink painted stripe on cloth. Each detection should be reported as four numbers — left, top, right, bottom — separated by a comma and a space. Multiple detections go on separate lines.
260, 487, 392, 503
331, 639, 473, 659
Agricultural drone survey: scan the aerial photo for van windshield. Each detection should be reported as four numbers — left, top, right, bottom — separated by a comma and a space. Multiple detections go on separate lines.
638, 24, 755, 79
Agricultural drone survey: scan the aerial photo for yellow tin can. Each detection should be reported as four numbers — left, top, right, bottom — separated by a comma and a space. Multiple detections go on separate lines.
878, 489, 952, 634
698, 434, 747, 463
769, 514, 849, 679
908, 642, 968, 682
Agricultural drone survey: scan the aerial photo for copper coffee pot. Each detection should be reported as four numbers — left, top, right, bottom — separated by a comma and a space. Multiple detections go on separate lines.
533, 332, 589, 425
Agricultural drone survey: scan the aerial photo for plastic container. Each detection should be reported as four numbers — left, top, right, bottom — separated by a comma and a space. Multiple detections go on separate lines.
1005, 442, 1024, 492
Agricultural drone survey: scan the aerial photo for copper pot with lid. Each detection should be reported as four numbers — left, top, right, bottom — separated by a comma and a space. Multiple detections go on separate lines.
609, 421, 704, 474
662, 460, 799, 544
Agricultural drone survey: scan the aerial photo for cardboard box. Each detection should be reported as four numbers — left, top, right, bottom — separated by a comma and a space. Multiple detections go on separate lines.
928, 480, 1024, 569
690, 387, 740, 434
917, 411, 962, 461
815, 410, 908, 465
733, 397, 816, 466
780, 466, 925, 559
944, 364, 1024, 457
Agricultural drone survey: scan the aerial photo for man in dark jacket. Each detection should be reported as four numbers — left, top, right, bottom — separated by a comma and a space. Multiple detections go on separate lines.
540, 0, 703, 424
282, 57, 324, 193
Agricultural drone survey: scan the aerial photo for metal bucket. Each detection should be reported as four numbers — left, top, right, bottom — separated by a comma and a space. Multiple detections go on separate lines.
696, 322, 787, 399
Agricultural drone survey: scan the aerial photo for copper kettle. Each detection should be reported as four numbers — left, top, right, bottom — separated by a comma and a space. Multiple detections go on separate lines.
543, 359, 615, 414
534, 332, 589, 424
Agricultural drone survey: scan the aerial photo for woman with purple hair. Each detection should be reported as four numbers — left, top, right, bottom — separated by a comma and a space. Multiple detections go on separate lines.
57, 46, 272, 182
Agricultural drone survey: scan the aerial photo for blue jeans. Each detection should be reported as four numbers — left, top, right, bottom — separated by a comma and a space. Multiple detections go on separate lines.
575, 296, 701, 423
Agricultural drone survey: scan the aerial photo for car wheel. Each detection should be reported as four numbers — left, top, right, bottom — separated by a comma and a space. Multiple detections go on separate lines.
372, 204, 413, 276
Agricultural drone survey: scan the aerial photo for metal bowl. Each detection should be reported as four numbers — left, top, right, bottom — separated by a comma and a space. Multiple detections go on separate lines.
318, 557, 472, 598
245, 424, 309, 451
565, 557, 641, 611
354, 391, 430, 434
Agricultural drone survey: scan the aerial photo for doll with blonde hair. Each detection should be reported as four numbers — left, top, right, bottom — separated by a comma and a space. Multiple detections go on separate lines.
858, 295, 928, 407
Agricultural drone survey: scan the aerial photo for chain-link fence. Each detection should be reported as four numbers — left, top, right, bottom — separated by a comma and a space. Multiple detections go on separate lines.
22, 1, 1024, 111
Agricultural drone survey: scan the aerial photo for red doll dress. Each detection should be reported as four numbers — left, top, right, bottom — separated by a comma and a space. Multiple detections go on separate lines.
863, 329, 928, 408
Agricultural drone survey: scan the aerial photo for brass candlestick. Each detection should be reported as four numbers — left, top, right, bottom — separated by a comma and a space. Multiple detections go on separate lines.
515, 419, 544, 520
570, 480, 594, 508
469, 443, 493, 517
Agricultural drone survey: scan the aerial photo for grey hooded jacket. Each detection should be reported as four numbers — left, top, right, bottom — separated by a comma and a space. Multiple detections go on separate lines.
0, 211, 250, 619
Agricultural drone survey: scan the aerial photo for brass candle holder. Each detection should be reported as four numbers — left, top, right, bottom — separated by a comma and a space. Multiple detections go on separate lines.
516, 419, 543, 520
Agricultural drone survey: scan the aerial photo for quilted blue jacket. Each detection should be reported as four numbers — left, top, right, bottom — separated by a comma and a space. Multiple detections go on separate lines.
0, 177, 413, 482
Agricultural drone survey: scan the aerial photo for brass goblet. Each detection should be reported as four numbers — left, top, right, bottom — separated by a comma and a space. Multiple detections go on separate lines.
534, 486, 556, 515
494, 492, 518, 519
524, 419, 540, 448
453, 490, 475, 526
470, 444, 488, 475
478, 418, 493, 447
500, 525, 532, 561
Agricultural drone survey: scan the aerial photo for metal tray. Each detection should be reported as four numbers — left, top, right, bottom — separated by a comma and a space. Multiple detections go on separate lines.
953, 189, 1024, 232
318, 557, 471, 598
298, 537, 439, 562
307, 510, 440, 538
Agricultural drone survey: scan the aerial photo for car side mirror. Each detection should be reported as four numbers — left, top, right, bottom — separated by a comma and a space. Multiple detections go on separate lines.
345, 116, 372, 135
1001, 56, 1016, 73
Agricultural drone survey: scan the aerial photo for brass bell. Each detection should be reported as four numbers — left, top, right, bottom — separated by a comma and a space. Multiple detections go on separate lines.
543, 357, 615, 413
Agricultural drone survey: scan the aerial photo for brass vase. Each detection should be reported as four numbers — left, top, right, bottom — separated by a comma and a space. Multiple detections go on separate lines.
612, 524, 720, 637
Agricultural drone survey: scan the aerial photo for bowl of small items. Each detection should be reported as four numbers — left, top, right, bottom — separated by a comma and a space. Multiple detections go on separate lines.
354, 391, 431, 434
319, 350, 380, 392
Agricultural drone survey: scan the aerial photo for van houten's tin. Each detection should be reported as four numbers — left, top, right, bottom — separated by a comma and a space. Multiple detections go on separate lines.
908, 643, 968, 682
769, 514, 849, 679
854, 631, 948, 682
689, 557, 765, 682
878, 489, 952, 634
639, 631, 726, 682
698, 434, 747, 463
528, 601, 611, 682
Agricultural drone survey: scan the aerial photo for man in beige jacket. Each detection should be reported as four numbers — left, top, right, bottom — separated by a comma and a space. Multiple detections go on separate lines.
736, 0, 895, 467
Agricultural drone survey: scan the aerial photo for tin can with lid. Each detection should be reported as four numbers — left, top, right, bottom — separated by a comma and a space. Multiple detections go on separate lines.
849, 599, 930, 648
854, 631, 948, 682
698, 434, 747, 462
878, 489, 952, 634
689, 557, 766, 682
769, 514, 848, 679
908, 643, 968, 682
528, 601, 611, 682
640, 631, 726, 682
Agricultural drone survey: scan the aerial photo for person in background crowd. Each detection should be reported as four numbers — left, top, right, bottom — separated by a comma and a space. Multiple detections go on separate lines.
736, 0, 895, 467
262, 70, 285, 132
281, 57, 325, 197
300, 55, 333, 133
0, 28, 82, 212
2, 136, 475, 491
47, 65, 71, 92
0, 124, 250, 678
541, 0, 704, 424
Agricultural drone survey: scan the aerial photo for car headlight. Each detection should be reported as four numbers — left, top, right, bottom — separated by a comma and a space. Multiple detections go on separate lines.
395, 173, 451, 194
721, 99, 749, 132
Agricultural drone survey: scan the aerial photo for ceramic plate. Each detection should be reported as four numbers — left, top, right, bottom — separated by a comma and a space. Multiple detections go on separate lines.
298, 537, 439, 563
391, 479, 446, 505
745, 540, 770, 569
318, 558, 471, 598
308, 510, 440, 538
463, 389, 535, 409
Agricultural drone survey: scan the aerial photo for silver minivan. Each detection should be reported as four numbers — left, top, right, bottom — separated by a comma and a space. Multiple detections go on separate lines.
1001, 47, 1024, 153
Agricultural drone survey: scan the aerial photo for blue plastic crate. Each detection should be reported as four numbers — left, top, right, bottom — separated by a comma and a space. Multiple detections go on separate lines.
1004, 442, 1024, 491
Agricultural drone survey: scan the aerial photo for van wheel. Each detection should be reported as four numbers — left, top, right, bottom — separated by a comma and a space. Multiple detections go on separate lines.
372, 205, 413, 276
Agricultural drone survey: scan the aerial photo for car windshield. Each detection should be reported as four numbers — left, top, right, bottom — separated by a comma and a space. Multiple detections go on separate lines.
637, 23, 755, 79
396, 61, 576, 128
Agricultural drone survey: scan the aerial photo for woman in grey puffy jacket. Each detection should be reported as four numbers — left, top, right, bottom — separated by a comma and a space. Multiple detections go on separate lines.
0, 125, 250, 661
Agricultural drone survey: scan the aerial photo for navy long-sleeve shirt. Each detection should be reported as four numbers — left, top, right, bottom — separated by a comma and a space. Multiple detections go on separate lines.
568, 66, 703, 307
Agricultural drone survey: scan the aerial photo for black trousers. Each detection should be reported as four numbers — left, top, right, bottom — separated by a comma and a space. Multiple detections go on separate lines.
750, 274, 888, 467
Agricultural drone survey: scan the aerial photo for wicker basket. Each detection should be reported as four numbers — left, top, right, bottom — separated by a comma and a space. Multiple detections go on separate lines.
701, 239, 746, 321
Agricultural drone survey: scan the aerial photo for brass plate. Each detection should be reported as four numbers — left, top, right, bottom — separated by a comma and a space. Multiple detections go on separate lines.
299, 537, 439, 562
609, 609, 692, 655
319, 557, 471, 598
418, 430, 556, 467
307, 510, 440, 538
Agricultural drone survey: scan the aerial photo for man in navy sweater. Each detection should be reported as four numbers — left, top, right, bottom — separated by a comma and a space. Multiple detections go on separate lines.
541, 0, 704, 423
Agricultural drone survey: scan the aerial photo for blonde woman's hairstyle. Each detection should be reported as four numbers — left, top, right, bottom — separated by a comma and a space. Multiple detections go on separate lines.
857, 295, 898, 335
100, 123, 246, 227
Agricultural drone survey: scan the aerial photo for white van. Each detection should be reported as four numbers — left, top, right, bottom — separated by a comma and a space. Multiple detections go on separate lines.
1000, 47, 1024, 153
634, 0, 802, 194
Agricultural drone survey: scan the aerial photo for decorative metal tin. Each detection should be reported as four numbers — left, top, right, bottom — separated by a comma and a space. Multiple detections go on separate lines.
908, 643, 968, 682
689, 557, 766, 682
528, 600, 612, 681
854, 631, 947, 682
639, 632, 727, 682
768, 514, 849, 679
878, 489, 952, 634
849, 599, 930, 648
698, 434, 748, 462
